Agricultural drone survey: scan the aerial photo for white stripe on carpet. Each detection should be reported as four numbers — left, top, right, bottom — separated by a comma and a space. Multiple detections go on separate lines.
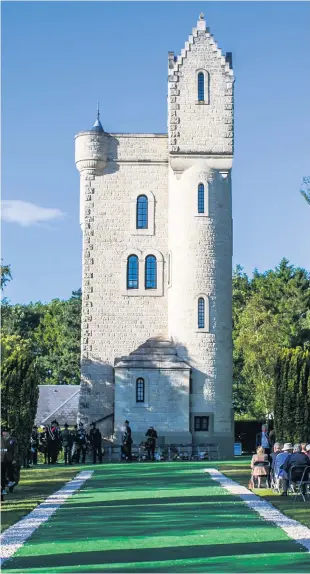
0, 470, 93, 565
206, 468, 310, 552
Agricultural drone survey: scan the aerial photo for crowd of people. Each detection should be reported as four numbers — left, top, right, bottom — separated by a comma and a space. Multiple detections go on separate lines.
250, 424, 310, 495
1, 420, 158, 500
1, 420, 104, 501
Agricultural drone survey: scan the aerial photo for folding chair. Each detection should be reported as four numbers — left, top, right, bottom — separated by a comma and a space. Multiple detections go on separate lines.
288, 465, 310, 502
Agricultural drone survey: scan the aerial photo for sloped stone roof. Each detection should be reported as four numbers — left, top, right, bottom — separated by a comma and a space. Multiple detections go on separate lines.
114, 336, 190, 370
35, 385, 80, 426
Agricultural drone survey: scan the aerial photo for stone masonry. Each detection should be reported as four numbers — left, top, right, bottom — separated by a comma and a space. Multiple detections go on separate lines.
75, 14, 234, 457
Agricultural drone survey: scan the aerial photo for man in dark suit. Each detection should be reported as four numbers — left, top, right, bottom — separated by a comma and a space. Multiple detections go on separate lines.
89, 422, 102, 464
256, 424, 270, 455
145, 426, 158, 461
122, 420, 132, 462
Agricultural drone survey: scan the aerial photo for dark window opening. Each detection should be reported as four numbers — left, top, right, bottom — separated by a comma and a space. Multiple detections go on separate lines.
194, 416, 209, 431
145, 255, 157, 289
198, 72, 204, 102
198, 183, 205, 214
136, 195, 148, 229
136, 378, 145, 402
127, 255, 139, 289
198, 297, 205, 329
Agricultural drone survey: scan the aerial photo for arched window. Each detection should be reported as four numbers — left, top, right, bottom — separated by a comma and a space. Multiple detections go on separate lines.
136, 195, 148, 229
198, 183, 204, 213
136, 378, 145, 402
198, 297, 205, 329
145, 255, 157, 289
127, 255, 139, 289
198, 72, 204, 102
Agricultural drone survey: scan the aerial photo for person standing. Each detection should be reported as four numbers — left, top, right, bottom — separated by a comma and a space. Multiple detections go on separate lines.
145, 426, 158, 461
30, 426, 39, 465
47, 421, 60, 464
122, 420, 133, 462
89, 422, 102, 464
76, 422, 87, 464
71, 424, 79, 463
256, 424, 270, 455
2, 428, 18, 489
39, 427, 48, 464
62, 423, 73, 465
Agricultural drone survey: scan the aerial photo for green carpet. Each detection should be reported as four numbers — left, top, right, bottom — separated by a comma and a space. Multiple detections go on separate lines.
3, 462, 310, 573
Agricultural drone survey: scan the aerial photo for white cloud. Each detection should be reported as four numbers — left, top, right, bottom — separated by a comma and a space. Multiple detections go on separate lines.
1, 200, 66, 227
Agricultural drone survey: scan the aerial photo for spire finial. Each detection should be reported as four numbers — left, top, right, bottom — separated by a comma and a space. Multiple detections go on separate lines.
91, 101, 104, 133
199, 12, 204, 20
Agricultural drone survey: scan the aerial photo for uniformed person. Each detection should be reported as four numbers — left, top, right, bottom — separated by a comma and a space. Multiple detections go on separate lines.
122, 420, 133, 462
145, 426, 158, 461
62, 423, 73, 465
89, 422, 102, 464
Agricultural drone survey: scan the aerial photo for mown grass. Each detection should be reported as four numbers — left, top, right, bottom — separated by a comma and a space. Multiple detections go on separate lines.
220, 458, 310, 528
1, 464, 82, 532
3, 462, 310, 574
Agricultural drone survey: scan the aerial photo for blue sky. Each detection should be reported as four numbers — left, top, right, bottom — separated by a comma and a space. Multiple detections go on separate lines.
2, 1, 310, 304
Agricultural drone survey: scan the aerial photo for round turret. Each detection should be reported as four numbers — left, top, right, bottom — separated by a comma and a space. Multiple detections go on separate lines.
75, 109, 107, 174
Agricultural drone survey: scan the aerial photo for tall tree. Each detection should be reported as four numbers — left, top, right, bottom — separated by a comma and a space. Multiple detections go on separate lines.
1, 334, 40, 461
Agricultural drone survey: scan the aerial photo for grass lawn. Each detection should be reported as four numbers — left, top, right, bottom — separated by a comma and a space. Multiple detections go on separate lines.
220, 457, 310, 529
1, 464, 81, 532
2, 462, 310, 573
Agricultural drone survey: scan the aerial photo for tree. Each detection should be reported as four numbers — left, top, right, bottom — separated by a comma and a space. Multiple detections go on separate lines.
300, 176, 310, 205
0, 261, 12, 290
1, 334, 39, 461
34, 290, 81, 385
274, 348, 310, 442
233, 259, 310, 419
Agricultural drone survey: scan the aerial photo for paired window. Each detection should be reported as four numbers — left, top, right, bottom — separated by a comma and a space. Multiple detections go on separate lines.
198, 183, 205, 214
127, 255, 139, 289
136, 378, 145, 403
136, 195, 148, 229
198, 297, 205, 329
194, 416, 209, 432
198, 72, 204, 102
126, 254, 157, 289
145, 255, 157, 289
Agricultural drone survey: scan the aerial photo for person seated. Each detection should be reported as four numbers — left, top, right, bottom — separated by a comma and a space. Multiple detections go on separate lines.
306, 444, 310, 458
273, 442, 292, 491
281, 443, 310, 496
301, 443, 308, 455
250, 446, 269, 487
269, 442, 283, 484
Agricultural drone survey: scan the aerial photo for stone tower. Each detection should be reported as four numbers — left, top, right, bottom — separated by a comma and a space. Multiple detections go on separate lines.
167, 14, 234, 454
75, 14, 234, 457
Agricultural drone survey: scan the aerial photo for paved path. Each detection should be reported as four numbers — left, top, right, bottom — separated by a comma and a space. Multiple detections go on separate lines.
3, 462, 310, 573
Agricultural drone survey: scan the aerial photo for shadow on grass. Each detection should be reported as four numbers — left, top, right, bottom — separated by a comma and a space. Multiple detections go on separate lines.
5, 539, 307, 571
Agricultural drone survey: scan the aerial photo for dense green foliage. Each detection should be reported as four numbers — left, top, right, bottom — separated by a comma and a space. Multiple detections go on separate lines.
2, 290, 82, 385
1, 334, 40, 461
274, 348, 310, 443
233, 258, 310, 421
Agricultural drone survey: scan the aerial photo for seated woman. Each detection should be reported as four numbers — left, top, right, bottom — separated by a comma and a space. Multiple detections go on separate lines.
250, 446, 269, 488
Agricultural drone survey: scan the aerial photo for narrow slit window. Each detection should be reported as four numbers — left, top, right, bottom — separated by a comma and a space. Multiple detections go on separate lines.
198, 183, 204, 213
198, 297, 205, 329
136, 378, 145, 403
127, 255, 139, 289
136, 195, 148, 229
145, 255, 157, 289
198, 72, 204, 102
